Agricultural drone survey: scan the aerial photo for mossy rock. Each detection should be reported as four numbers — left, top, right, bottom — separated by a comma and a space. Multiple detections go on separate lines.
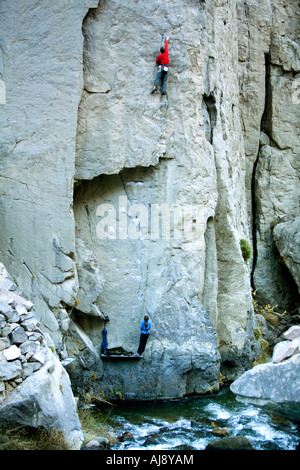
240, 238, 252, 263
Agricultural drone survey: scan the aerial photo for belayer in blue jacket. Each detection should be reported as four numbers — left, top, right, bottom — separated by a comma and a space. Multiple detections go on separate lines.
137, 315, 151, 356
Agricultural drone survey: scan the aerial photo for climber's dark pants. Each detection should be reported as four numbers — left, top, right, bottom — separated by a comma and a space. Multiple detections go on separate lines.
137, 333, 149, 355
154, 68, 168, 94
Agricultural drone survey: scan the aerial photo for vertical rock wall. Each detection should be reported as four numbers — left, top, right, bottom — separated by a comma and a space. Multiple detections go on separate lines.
237, 0, 299, 310
252, 1, 300, 309
0, 0, 99, 345
73, 0, 255, 395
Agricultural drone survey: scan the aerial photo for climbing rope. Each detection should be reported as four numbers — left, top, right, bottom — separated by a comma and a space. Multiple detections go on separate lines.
139, 97, 172, 323
117, 99, 172, 351
116, 37, 173, 350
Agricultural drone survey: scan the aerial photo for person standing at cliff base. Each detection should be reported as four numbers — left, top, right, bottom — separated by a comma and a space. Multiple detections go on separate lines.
151, 36, 169, 96
137, 315, 151, 356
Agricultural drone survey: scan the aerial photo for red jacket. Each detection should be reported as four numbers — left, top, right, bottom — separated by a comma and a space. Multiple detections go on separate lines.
156, 39, 169, 66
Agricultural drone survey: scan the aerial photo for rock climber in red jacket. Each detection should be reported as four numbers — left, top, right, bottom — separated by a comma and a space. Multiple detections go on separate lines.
151, 36, 169, 96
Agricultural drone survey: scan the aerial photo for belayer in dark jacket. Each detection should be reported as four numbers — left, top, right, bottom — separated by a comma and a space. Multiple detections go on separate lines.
151, 37, 169, 96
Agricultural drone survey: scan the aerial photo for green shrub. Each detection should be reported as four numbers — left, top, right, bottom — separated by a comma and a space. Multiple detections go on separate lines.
240, 238, 252, 263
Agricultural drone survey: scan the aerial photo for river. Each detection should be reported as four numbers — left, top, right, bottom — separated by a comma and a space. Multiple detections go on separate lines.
94, 388, 299, 451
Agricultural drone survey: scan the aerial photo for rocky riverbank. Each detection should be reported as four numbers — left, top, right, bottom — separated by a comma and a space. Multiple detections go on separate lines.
1, 256, 299, 450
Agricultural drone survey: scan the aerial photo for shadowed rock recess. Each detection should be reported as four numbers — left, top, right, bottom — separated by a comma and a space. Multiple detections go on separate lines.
0, 0, 299, 408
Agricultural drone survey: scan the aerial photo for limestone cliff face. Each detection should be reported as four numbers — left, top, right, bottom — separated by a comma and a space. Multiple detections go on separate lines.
237, 0, 300, 310
0, 0, 299, 400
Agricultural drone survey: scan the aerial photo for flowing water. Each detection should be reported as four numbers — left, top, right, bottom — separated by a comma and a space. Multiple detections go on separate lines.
95, 388, 300, 451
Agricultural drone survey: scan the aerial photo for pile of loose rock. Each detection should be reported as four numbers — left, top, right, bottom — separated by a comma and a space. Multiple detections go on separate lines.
0, 262, 84, 450
0, 263, 49, 404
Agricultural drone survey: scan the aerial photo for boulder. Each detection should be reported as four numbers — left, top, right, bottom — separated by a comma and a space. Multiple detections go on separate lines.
3, 345, 21, 361
0, 301, 13, 318
82, 436, 110, 450
93, 436, 110, 448
211, 427, 230, 437
271, 326, 300, 364
230, 354, 300, 423
0, 339, 9, 352
19, 340, 39, 356
82, 439, 105, 450
21, 317, 38, 332
0, 355, 22, 381
283, 325, 300, 341
10, 326, 27, 345
205, 435, 254, 450
143, 434, 160, 446
0, 352, 84, 450
272, 338, 300, 364
118, 431, 135, 442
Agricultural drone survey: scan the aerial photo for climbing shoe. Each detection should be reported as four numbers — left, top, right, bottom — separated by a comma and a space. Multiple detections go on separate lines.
151, 87, 157, 95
